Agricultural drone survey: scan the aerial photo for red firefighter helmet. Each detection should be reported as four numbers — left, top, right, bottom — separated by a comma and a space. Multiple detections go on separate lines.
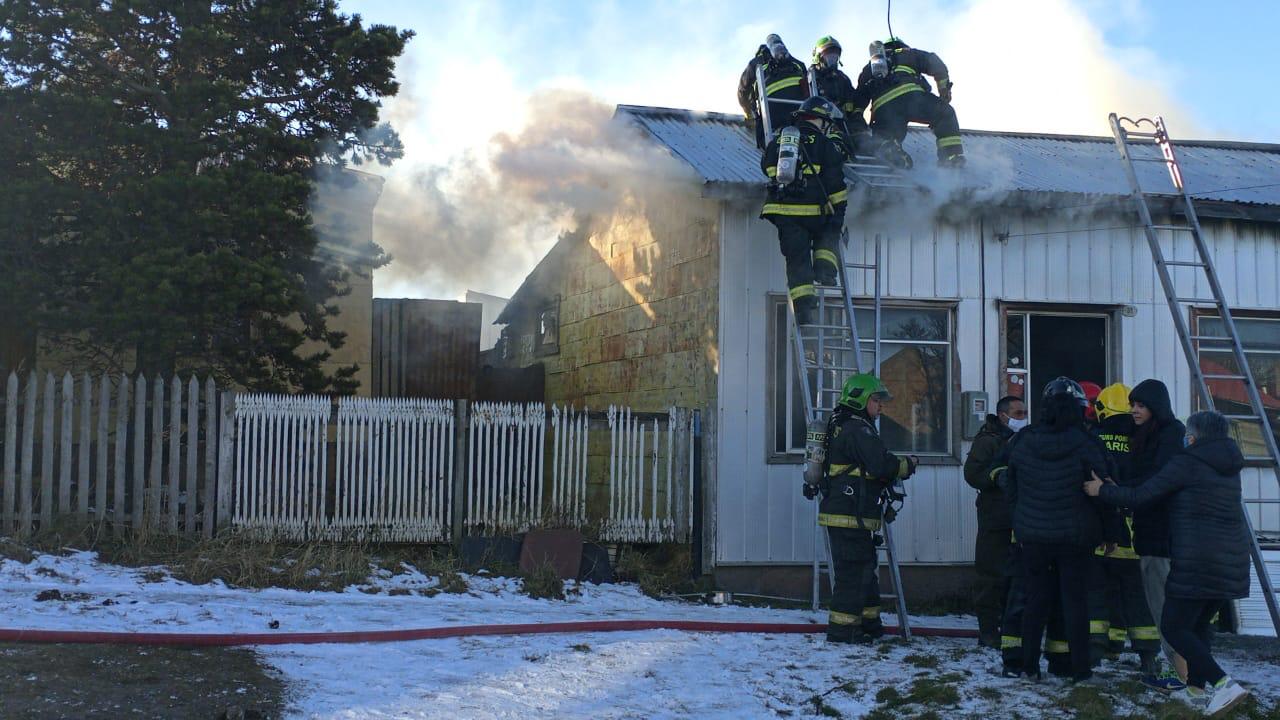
1080, 381, 1103, 422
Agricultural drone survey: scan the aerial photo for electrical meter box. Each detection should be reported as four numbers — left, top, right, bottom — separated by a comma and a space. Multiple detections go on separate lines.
962, 391, 989, 440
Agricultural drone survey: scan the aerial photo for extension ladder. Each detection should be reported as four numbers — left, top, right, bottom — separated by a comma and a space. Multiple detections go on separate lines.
1110, 113, 1280, 636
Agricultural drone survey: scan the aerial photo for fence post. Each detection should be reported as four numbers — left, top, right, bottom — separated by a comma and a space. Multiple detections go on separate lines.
77, 373, 91, 521
40, 373, 54, 529
4, 373, 17, 534
112, 375, 129, 529
215, 390, 235, 533
59, 373, 73, 517
451, 398, 467, 545
202, 379, 217, 538
19, 372, 36, 538
131, 376, 146, 529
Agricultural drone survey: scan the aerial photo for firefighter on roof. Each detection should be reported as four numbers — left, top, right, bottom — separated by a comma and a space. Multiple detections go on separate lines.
855, 37, 964, 168
809, 36, 875, 159
759, 97, 849, 326
739, 34, 809, 149
812, 373, 918, 644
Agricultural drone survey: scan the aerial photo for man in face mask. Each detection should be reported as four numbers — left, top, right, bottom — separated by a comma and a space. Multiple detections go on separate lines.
738, 34, 810, 149
963, 395, 1027, 649
809, 36, 875, 159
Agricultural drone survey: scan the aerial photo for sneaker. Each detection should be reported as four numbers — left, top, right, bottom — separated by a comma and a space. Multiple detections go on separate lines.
1142, 665, 1187, 694
1173, 685, 1209, 712
1205, 677, 1249, 717
1000, 666, 1021, 679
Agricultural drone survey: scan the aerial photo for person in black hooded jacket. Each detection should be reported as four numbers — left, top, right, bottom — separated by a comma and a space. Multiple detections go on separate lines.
1086, 410, 1251, 712
1006, 377, 1112, 681
1128, 378, 1189, 687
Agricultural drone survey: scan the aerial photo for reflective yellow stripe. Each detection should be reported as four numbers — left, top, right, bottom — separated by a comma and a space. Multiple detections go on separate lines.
1045, 640, 1070, 653
1097, 543, 1140, 560
765, 166, 778, 177
1010, 530, 1017, 543
829, 610, 860, 625
814, 249, 838, 267
898, 457, 909, 476
936, 77, 951, 88
802, 164, 821, 175
789, 284, 815, 301
872, 82, 923, 109
827, 188, 848, 205
1130, 626, 1161, 641
1108, 628, 1129, 642
894, 65, 918, 74
1000, 635, 1022, 649
936, 136, 963, 148
1090, 620, 1110, 635
818, 513, 882, 530
762, 202, 823, 216
862, 606, 881, 619
766, 76, 803, 96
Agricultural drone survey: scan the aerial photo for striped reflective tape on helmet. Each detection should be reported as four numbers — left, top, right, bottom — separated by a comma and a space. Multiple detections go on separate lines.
871, 82, 923, 109
766, 76, 803, 96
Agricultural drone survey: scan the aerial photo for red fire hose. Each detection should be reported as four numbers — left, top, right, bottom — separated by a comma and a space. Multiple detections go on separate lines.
0, 620, 977, 646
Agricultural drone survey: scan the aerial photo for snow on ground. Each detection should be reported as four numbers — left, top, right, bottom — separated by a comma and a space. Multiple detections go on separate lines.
3, 550, 1278, 719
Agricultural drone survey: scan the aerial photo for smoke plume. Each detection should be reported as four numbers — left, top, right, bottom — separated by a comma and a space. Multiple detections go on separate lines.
369, 90, 697, 299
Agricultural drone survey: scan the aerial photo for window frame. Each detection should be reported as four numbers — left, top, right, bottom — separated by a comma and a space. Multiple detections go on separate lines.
766, 294, 958, 463
1190, 308, 1280, 467
998, 303, 1122, 419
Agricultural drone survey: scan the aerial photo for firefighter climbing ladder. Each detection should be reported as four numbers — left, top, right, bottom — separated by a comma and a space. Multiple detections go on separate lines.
756, 62, 913, 637
1110, 113, 1280, 636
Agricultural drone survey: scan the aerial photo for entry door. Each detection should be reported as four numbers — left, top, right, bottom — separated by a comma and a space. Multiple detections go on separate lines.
1005, 312, 1109, 416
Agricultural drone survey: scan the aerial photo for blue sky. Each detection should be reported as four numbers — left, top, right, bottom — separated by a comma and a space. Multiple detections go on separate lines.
337, 0, 1277, 298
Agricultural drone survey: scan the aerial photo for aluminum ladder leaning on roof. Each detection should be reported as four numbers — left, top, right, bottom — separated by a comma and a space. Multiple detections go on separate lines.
1109, 112, 1280, 637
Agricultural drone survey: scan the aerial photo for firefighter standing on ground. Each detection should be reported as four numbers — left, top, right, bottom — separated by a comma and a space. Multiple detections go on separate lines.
739, 34, 809, 149
810, 373, 918, 643
759, 97, 849, 326
964, 395, 1027, 649
1088, 383, 1162, 674
855, 37, 964, 168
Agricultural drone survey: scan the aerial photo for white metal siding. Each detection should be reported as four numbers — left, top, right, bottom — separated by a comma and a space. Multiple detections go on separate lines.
717, 207, 1280, 566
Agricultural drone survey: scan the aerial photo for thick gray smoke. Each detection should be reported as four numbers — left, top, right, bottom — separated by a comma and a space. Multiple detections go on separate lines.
369, 90, 698, 298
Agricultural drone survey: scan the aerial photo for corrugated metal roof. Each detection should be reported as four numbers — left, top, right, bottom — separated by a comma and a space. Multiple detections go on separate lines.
617, 105, 1280, 207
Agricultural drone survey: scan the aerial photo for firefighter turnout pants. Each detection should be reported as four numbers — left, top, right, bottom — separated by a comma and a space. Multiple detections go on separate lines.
974, 524, 1012, 644
870, 90, 963, 161
1089, 552, 1160, 661
826, 526, 882, 641
767, 214, 840, 314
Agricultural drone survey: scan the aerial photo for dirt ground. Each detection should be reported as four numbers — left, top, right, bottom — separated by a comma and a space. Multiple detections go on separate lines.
0, 643, 286, 719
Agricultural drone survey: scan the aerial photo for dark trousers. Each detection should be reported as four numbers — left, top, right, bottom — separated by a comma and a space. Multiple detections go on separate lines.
870, 91, 962, 159
1000, 540, 1027, 668
767, 215, 841, 313
827, 526, 881, 640
1162, 597, 1228, 688
974, 524, 1012, 641
1021, 543, 1093, 679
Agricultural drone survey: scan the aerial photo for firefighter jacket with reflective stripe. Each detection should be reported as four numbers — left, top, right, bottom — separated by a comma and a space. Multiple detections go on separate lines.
760, 124, 848, 218
854, 46, 950, 113
819, 411, 912, 527
809, 65, 870, 136
738, 48, 809, 120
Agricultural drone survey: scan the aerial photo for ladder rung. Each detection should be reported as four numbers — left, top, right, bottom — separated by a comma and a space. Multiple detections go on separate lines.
844, 263, 879, 270
1162, 260, 1206, 268
1244, 498, 1280, 504
1130, 157, 1170, 163
1124, 131, 1160, 139
1202, 373, 1247, 380
1143, 191, 1183, 198
1243, 456, 1277, 463
1151, 225, 1194, 232
1223, 414, 1263, 421
1174, 297, 1217, 305
1190, 335, 1233, 343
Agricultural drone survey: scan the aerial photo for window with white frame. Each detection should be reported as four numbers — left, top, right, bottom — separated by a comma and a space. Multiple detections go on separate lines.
1193, 311, 1280, 462
768, 297, 953, 458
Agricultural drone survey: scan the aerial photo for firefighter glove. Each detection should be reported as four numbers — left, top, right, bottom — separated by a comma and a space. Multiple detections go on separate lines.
803, 482, 820, 500
939, 83, 953, 104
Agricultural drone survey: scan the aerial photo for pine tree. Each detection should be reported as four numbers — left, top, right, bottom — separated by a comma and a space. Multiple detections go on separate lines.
0, 1, 412, 392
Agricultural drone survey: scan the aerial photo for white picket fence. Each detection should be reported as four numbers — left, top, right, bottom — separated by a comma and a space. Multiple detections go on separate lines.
333, 397, 454, 541
601, 406, 694, 543
0, 372, 232, 538
232, 394, 331, 538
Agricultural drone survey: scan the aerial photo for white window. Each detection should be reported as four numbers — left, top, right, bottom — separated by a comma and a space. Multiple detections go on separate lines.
1193, 312, 1280, 461
768, 297, 954, 459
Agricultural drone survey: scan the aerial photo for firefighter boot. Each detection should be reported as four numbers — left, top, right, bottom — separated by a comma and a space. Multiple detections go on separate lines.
878, 139, 913, 170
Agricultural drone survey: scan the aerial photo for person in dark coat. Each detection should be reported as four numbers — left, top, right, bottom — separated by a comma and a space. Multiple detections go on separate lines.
963, 395, 1026, 648
1006, 377, 1112, 682
1085, 410, 1251, 714
1128, 378, 1189, 689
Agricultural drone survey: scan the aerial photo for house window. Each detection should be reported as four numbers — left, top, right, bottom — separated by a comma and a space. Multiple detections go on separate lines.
769, 297, 954, 459
1193, 312, 1280, 462
537, 300, 560, 355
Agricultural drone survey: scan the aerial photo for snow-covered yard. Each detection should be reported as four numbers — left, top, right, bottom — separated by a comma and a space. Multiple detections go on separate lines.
2, 550, 1277, 718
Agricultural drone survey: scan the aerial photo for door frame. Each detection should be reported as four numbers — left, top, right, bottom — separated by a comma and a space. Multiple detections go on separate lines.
998, 302, 1124, 412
